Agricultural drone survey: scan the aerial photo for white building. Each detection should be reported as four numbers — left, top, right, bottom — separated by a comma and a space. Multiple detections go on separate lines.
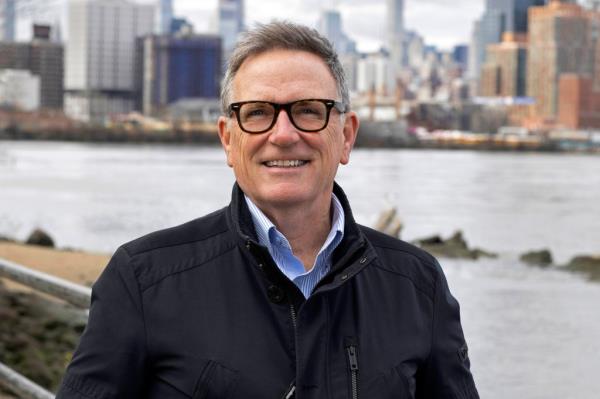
0, 69, 40, 111
356, 50, 395, 96
65, 0, 155, 122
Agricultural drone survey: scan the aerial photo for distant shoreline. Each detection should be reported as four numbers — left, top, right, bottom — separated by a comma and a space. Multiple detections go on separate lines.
0, 126, 600, 154
2, 134, 599, 154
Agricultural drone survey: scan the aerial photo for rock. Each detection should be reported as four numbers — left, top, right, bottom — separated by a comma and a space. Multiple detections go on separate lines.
0, 234, 17, 243
414, 230, 497, 260
520, 249, 553, 267
563, 255, 600, 282
25, 228, 55, 247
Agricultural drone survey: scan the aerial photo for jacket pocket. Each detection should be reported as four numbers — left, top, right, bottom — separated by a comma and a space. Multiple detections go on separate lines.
192, 360, 239, 399
345, 337, 360, 399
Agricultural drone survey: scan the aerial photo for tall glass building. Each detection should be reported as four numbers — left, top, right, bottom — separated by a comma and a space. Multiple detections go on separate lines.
0, 0, 16, 41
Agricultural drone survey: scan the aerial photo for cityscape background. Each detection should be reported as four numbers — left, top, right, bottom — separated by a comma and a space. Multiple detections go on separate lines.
0, 0, 600, 150
1, 2, 600, 398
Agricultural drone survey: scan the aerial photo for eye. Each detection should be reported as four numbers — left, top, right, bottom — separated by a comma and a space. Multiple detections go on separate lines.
241, 103, 273, 120
293, 101, 326, 119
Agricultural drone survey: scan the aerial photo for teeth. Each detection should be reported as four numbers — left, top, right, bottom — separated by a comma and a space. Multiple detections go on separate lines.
265, 160, 307, 167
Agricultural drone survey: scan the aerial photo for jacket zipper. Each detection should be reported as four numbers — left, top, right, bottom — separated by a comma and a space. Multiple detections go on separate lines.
346, 343, 359, 399
287, 303, 298, 399
289, 303, 297, 331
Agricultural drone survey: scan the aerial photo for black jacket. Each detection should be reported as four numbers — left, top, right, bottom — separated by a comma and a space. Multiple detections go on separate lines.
57, 183, 479, 399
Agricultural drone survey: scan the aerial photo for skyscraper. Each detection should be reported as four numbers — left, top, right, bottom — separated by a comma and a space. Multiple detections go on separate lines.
218, 0, 244, 60
136, 33, 222, 115
317, 9, 355, 55
527, 0, 595, 120
487, 0, 547, 34
65, 0, 155, 122
0, 0, 16, 41
386, 0, 404, 72
157, 0, 173, 34
480, 32, 528, 97
469, 0, 546, 80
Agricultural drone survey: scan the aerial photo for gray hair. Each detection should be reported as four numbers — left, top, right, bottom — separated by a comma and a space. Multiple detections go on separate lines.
220, 20, 350, 114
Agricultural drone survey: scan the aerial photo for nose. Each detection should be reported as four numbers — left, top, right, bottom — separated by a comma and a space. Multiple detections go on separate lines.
268, 108, 300, 146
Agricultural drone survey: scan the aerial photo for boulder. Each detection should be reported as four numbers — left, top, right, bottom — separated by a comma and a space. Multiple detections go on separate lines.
520, 249, 553, 267
414, 230, 497, 260
564, 255, 600, 282
25, 228, 55, 247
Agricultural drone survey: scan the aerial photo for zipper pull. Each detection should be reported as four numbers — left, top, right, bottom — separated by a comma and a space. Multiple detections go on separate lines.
347, 345, 359, 371
281, 379, 296, 399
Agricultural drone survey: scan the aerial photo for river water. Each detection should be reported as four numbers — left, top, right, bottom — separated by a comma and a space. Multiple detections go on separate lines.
1, 141, 599, 398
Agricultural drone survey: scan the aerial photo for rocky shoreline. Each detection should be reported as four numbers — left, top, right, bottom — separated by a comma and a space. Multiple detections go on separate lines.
374, 209, 600, 281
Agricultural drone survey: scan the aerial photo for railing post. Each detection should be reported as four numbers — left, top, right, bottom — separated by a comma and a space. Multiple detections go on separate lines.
0, 362, 55, 399
0, 257, 91, 308
0, 257, 93, 397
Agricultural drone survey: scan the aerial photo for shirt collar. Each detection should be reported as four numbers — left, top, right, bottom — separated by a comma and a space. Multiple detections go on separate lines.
244, 194, 345, 260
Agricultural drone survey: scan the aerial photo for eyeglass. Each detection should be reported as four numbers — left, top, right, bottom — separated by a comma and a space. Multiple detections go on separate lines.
228, 99, 347, 134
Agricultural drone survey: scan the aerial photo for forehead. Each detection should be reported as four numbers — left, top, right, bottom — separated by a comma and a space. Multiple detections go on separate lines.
232, 49, 339, 102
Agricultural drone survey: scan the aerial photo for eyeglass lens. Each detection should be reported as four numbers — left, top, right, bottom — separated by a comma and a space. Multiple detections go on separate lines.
238, 100, 329, 132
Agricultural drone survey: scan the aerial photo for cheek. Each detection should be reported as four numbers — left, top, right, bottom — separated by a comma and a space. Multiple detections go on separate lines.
230, 134, 258, 173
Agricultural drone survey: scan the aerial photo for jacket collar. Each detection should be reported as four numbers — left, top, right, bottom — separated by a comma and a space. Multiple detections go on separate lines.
226, 181, 366, 251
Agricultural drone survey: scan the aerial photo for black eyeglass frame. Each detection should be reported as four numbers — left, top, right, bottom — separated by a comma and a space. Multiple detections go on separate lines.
228, 99, 348, 134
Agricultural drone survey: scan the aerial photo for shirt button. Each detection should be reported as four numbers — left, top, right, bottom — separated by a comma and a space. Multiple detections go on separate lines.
267, 285, 286, 304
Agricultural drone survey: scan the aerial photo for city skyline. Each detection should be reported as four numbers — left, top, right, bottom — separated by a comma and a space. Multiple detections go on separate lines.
170, 0, 484, 51
12, 0, 484, 51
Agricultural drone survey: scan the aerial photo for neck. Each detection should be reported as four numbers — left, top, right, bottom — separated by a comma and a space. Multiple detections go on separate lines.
254, 193, 333, 270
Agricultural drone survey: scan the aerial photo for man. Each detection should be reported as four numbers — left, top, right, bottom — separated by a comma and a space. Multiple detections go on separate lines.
57, 22, 479, 398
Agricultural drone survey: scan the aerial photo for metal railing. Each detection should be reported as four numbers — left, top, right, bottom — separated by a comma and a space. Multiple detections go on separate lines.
0, 257, 91, 399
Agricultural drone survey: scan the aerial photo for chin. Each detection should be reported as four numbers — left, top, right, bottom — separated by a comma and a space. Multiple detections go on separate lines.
253, 186, 313, 208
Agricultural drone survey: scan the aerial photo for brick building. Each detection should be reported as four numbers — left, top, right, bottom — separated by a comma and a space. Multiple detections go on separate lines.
558, 74, 600, 128
480, 32, 528, 97
527, 0, 597, 122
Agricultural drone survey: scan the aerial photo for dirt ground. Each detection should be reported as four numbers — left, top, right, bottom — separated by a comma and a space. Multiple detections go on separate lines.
0, 242, 110, 288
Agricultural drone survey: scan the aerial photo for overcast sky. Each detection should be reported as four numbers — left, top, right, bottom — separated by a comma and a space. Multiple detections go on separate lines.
172, 0, 484, 51
17, 0, 484, 52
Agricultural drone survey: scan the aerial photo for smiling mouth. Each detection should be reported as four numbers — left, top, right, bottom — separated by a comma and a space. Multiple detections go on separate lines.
263, 160, 309, 168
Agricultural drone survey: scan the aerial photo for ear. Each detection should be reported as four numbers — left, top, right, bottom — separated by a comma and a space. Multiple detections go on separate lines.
340, 111, 359, 165
218, 116, 234, 167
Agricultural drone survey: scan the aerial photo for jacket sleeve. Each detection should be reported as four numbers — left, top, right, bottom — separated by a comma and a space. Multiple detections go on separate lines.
56, 247, 148, 398
419, 261, 479, 399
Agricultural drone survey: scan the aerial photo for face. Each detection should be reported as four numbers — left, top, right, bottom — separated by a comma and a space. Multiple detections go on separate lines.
218, 49, 359, 213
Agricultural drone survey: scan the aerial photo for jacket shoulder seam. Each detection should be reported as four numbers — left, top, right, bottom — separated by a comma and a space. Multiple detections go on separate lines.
139, 242, 238, 293
370, 243, 438, 270
371, 262, 434, 301
126, 226, 230, 257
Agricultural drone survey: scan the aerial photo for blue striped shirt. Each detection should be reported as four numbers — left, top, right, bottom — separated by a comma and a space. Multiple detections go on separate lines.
244, 194, 345, 298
